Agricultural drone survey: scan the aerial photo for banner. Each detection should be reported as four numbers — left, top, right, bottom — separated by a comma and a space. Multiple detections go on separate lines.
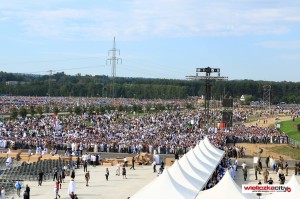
242, 185, 292, 193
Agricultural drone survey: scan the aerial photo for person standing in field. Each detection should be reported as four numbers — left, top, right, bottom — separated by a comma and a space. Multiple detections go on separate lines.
122, 166, 127, 179
242, 166, 248, 181
105, 168, 109, 181
130, 157, 135, 170
85, 171, 90, 186
54, 181, 61, 199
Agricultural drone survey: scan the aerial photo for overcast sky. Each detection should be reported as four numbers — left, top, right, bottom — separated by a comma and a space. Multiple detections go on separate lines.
0, 0, 300, 82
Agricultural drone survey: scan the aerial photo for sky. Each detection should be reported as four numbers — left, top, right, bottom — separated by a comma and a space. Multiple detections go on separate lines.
0, 0, 300, 82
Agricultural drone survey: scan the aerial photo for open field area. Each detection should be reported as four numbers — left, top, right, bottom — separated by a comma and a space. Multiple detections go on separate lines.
245, 115, 291, 128
236, 143, 300, 160
280, 118, 300, 142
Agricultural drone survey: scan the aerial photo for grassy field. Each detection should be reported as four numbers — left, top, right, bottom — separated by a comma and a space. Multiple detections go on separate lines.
279, 118, 300, 142
267, 145, 300, 160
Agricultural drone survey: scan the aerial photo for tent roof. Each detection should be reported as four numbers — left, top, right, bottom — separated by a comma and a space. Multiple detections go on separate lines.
195, 171, 257, 199
199, 140, 222, 162
168, 160, 203, 192
287, 174, 300, 187
193, 142, 217, 168
178, 155, 209, 182
131, 137, 226, 199
131, 169, 196, 199
264, 174, 300, 199
185, 149, 212, 174
203, 136, 225, 157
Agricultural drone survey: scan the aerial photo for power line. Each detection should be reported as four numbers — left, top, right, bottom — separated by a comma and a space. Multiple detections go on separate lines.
27, 64, 107, 75
0, 56, 104, 65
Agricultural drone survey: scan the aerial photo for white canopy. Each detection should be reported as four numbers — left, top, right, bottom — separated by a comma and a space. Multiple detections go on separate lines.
130, 169, 196, 199
195, 171, 257, 199
168, 160, 202, 193
185, 149, 212, 174
193, 142, 216, 168
203, 136, 225, 157
178, 155, 209, 182
198, 140, 221, 162
131, 138, 226, 198
264, 174, 300, 199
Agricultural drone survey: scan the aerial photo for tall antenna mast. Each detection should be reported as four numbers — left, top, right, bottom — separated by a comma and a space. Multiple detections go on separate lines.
106, 37, 122, 99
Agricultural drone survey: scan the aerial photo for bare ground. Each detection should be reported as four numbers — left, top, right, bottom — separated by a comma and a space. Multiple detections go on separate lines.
236, 115, 295, 160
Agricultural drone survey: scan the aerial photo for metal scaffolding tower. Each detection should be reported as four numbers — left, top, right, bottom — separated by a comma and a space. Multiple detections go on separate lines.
189, 67, 227, 126
263, 85, 271, 112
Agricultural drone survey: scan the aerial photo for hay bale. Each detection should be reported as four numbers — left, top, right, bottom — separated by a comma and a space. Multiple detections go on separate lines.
165, 158, 175, 166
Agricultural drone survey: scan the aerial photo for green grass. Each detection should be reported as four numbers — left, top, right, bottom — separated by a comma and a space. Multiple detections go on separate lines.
279, 118, 300, 142
267, 145, 300, 160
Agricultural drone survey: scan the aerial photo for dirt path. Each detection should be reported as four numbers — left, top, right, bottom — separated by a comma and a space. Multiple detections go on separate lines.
237, 115, 294, 159
245, 116, 291, 127
235, 143, 292, 160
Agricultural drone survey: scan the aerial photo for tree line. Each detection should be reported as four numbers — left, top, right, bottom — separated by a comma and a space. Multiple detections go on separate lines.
1, 71, 300, 104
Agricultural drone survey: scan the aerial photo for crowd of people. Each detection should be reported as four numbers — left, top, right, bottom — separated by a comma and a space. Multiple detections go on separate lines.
0, 96, 298, 198
0, 96, 194, 114
205, 157, 232, 189
0, 106, 293, 158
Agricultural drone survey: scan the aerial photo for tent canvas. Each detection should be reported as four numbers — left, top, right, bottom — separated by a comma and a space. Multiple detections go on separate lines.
198, 140, 222, 162
193, 142, 217, 168
264, 174, 300, 199
131, 169, 196, 199
168, 160, 204, 192
178, 155, 209, 182
185, 149, 212, 174
195, 170, 257, 199
203, 136, 225, 157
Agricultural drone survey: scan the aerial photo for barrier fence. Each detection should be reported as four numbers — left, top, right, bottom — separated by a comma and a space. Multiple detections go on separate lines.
288, 137, 300, 148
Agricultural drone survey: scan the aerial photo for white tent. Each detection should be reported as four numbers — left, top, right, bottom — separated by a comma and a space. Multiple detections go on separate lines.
168, 160, 205, 192
178, 155, 209, 182
203, 136, 225, 158
130, 169, 196, 199
193, 142, 216, 168
198, 140, 222, 162
286, 174, 300, 187
195, 171, 257, 199
131, 138, 226, 198
264, 174, 300, 199
185, 149, 212, 174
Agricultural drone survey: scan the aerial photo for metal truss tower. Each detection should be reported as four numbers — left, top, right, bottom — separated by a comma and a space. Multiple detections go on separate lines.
106, 37, 122, 99
189, 67, 227, 126
263, 85, 271, 112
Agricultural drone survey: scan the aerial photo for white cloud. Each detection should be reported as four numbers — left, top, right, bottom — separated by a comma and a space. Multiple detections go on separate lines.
1, 0, 300, 39
280, 54, 300, 61
259, 41, 300, 49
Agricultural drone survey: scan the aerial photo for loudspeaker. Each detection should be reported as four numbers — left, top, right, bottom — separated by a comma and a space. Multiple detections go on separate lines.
223, 99, 233, 108
222, 111, 233, 127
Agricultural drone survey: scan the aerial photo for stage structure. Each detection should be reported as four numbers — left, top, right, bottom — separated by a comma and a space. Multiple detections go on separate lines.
186, 67, 227, 126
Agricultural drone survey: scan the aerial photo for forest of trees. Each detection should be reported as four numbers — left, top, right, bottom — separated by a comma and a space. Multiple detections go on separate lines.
1, 71, 300, 104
